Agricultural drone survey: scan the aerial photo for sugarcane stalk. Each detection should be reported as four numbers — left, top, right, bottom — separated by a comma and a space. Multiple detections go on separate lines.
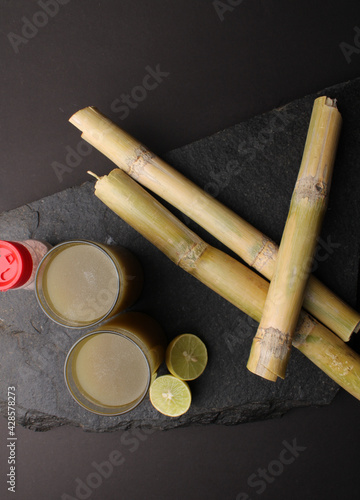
69, 106, 360, 342
90, 168, 360, 400
89, 169, 268, 321
247, 97, 341, 381
293, 313, 360, 400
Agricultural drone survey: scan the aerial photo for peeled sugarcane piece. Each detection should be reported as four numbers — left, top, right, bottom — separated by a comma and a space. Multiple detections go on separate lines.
69, 107, 360, 342
247, 96, 342, 381
89, 168, 360, 401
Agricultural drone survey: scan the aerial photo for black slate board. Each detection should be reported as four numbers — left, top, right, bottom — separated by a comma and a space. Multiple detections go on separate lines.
1, 78, 360, 432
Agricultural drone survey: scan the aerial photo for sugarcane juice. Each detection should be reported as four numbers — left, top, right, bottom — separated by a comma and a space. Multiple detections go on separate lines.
73, 333, 149, 407
65, 312, 167, 414
41, 243, 119, 324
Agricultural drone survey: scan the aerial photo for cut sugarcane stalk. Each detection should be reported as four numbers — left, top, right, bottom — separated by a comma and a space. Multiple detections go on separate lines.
90, 168, 360, 400
247, 96, 341, 381
69, 106, 360, 342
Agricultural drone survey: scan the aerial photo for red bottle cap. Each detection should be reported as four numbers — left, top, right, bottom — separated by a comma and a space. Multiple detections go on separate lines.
0, 241, 33, 291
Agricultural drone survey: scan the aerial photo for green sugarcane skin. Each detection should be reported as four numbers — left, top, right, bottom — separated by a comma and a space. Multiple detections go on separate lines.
93, 169, 266, 321
293, 313, 360, 401
248, 97, 342, 381
93, 169, 360, 400
249, 191, 329, 380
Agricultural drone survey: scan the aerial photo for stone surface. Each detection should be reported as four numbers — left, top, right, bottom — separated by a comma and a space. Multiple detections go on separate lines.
1, 78, 360, 432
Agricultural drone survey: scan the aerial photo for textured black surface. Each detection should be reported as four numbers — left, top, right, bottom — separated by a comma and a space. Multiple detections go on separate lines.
1, 0, 360, 215
1, 77, 360, 432
2, 2, 360, 499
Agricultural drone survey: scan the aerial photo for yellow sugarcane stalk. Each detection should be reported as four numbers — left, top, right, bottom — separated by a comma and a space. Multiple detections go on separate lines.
69, 106, 360, 342
89, 168, 360, 401
247, 97, 341, 381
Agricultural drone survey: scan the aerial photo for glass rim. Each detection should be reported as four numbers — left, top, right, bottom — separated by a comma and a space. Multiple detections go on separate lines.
35, 240, 121, 329
64, 329, 151, 416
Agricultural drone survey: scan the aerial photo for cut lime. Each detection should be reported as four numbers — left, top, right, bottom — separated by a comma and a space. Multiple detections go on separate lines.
165, 333, 208, 381
149, 375, 191, 417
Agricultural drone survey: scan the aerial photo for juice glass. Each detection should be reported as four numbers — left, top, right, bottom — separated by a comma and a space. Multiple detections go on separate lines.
35, 240, 143, 328
64, 312, 167, 415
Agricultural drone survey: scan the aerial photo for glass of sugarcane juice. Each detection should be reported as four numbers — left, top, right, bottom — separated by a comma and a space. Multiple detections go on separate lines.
35, 240, 143, 328
64, 312, 167, 415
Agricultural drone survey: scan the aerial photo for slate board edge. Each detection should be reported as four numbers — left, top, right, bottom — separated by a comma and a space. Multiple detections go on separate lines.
12, 397, 336, 433
2, 76, 359, 431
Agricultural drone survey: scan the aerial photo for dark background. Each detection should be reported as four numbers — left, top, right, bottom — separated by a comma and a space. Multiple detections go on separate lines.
1, 1, 360, 499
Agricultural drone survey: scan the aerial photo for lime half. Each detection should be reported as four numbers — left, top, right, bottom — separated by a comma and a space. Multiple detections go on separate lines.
166, 334, 208, 381
149, 375, 191, 417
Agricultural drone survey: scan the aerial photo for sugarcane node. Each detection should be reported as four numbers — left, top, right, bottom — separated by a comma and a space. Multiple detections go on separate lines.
177, 241, 208, 270
125, 145, 156, 179
294, 176, 328, 202
246, 327, 292, 380
257, 327, 292, 359
251, 237, 278, 273
292, 312, 318, 348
